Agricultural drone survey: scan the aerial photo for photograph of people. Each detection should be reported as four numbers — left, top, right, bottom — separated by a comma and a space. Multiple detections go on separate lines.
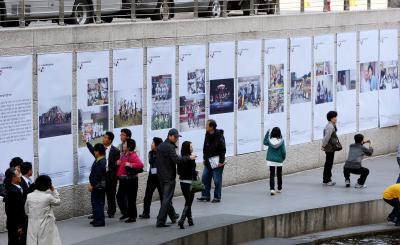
179, 94, 206, 132
268, 89, 284, 114
337, 70, 356, 92
210, 79, 234, 115
187, 69, 205, 95
152, 75, 172, 102
78, 106, 109, 147
290, 72, 311, 104
114, 89, 143, 128
269, 64, 284, 89
151, 102, 172, 130
315, 62, 324, 76
360, 62, 379, 93
87, 78, 109, 106
315, 76, 333, 104
39, 95, 72, 139
237, 76, 261, 111
379, 61, 399, 90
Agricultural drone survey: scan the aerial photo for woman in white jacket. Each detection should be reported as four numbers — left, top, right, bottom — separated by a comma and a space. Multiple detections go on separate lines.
25, 175, 62, 245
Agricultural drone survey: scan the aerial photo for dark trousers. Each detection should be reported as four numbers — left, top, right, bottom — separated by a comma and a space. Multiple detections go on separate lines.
343, 167, 370, 185
7, 225, 24, 245
384, 198, 400, 220
201, 166, 224, 200
323, 152, 335, 183
269, 166, 282, 190
91, 187, 106, 225
143, 174, 162, 216
117, 177, 138, 219
180, 182, 195, 207
105, 177, 117, 216
157, 179, 176, 225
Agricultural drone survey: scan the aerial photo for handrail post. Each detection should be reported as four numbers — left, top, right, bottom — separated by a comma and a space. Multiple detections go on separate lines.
250, 0, 254, 15
162, 0, 168, 20
130, 0, 136, 21
59, 0, 65, 25
18, 0, 25, 27
344, 0, 349, 10
323, 0, 328, 12
96, 0, 101, 23
194, 0, 198, 18
300, 0, 304, 12
276, 0, 280, 14
222, 0, 227, 17
367, 0, 371, 10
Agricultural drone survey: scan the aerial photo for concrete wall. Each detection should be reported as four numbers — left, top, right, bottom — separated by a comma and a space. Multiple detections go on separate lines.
161, 199, 392, 245
1, 9, 400, 232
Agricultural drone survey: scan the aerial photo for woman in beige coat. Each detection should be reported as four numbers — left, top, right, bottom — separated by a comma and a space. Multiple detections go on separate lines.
25, 175, 62, 245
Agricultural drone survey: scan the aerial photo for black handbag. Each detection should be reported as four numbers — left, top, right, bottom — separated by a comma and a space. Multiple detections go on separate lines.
125, 166, 144, 177
329, 131, 342, 152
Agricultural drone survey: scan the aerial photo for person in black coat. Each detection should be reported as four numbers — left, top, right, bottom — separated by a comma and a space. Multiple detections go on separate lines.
86, 131, 120, 218
198, 119, 226, 203
177, 141, 198, 229
19, 162, 35, 203
139, 137, 163, 219
88, 143, 107, 227
155, 129, 196, 227
3, 167, 27, 245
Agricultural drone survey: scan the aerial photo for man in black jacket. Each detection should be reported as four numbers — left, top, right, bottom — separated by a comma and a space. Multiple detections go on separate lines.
19, 162, 35, 203
86, 131, 120, 218
155, 129, 196, 227
4, 167, 26, 245
88, 144, 107, 227
198, 119, 226, 203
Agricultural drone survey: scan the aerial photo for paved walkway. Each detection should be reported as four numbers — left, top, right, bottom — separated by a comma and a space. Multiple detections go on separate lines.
0, 154, 398, 245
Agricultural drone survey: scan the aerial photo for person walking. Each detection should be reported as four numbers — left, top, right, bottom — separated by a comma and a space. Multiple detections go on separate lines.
343, 134, 373, 188
198, 119, 226, 203
155, 129, 196, 228
4, 167, 27, 245
383, 183, 400, 226
88, 144, 107, 227
86, 131, 120, 218
263, 127, 286, 196
116, 139, 144, 223
321, 111, 340, 186
139, 137, 163, 219
177, 141, 197, 229
25, 175, 62, 245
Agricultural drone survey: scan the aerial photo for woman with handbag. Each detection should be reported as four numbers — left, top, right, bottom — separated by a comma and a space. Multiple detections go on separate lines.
177, 141, 198, 229
116, 138, 144, 223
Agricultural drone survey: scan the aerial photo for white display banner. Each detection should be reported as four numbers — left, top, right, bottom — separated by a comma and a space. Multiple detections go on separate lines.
77, 51, 110, 184
336, 32, 357, 135
178, 45, 206, 162
359, 30, 379, 131
379, 29, 399, 128
237, 40, 262, 154
209, 42, 235, 156
264, 39, 288, 146
38, 53, 73, 187
113, 48, 144, 162
0, 55, 33, 174
147, 47, 176, 148
290, 37, 312, 145
313, 34, 335, 140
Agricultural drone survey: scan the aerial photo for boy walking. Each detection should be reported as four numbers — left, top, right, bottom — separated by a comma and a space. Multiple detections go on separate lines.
343, 134, 373, 188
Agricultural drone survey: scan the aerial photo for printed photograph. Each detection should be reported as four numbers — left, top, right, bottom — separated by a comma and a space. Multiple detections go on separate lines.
114, 89, 143, 128
187, 69, 206, 95
78, 106, 109, 148
268, 64, 284, 89
152, 74, 172, 102
237, 76, 261, 111
151, 101, 172, 131
39, 95, 72, 139
290, 72, 312, 104
179, 94, 206, 132
315, 75, 333, 104
210, 78, 234, 115
87, 78, 109, 106
360, 62, 379, 93
268, 89, 284, 114
337, 69, 356, 92
315, 62, 325, 76
325, 61, 332, 75
379, 60, 399, 90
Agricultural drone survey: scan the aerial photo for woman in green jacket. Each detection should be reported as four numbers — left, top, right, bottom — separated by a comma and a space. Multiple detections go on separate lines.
263, 127, 286, 195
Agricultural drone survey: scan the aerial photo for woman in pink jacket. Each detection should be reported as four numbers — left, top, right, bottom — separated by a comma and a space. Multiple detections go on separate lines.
116, 138, 144, 223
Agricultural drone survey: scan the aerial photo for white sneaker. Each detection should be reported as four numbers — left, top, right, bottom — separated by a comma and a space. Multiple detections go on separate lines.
277, 189, 282, 194
323, 181, 336, 186
355, 183, 367, 189
270, 190, 276, 196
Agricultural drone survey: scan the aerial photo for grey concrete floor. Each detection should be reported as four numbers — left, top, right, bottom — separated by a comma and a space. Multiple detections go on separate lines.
0, 154, 398, 244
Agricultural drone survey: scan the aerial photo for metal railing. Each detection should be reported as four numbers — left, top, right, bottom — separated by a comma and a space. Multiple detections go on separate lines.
0, 0, 392, 28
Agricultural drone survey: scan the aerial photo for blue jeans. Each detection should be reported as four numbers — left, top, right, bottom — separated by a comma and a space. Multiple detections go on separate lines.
201, 166, 223, 200
91, 187, 105, 225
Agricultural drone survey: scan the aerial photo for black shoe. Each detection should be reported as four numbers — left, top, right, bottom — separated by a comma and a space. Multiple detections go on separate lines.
139, 214, 150, 219
156, 224, 170, 228
88, 215, 94, 219
197, 197, 210, 202
178, 221, 185, 229
90, 221, 94, 225
92, 223, 105, 227
211, 199, 221, 203
120, 215, 129, 221
188, 217, 194, 226
108, 214, 115, 218
125, 218, 136, 223
171, 214, 179, 224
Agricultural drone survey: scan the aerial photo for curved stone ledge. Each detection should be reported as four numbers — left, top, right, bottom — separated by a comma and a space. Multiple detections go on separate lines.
161, 199, 391, 245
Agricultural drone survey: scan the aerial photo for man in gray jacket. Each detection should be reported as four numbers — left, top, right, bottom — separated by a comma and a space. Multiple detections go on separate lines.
343, 134, 373, 189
